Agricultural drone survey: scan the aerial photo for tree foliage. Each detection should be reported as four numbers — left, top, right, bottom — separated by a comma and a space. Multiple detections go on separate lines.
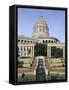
51, 47, 63, 58
34, 43, 47, 56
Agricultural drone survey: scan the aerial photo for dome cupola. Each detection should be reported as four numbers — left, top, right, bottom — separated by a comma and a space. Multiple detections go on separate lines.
32, 16, 49, 38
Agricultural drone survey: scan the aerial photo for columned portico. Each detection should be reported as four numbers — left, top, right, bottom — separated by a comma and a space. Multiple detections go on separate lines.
18, 43, 65, 59
47, 43, 65, 59
18, 16, 65, 59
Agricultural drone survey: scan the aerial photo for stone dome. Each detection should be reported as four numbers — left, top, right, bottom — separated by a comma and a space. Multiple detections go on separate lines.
32, 16, 49, 38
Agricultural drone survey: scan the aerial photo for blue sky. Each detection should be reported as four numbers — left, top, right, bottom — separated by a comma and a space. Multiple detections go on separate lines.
18, 8, 65, 42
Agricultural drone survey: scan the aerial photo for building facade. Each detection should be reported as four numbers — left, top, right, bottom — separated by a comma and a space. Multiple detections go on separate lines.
18, 16, 65, 59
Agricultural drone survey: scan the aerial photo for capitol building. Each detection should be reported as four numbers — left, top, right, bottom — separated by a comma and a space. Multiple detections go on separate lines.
17, 16, 65, 82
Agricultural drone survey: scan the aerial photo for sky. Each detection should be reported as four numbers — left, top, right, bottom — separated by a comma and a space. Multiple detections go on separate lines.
18, 8, 65, 42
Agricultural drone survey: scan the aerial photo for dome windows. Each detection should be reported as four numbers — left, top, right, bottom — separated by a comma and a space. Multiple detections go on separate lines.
32, 16, 49, 38
39, 26, 45, 32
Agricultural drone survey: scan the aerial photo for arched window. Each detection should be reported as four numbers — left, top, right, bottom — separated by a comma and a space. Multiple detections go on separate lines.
31, 41, 32, 43
27, 41, 29, 43
18, 40, 20, 43
54, 41, 55, 43
46, 40, 47, 43
43, 40, 44, 44
51, 41, 53, 43
49, 40, 50, 43
21, 40, 23, 43
24, 40, 26, 43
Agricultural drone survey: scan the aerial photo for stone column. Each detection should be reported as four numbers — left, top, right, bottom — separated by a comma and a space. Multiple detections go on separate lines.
25, 46, 27, 56
63, 47, 65, 59
32, 46, 33, 56
26, 46, 28, 56
47, 46, 51, 58
30, 46, 32, 56
32, 46, 34, 56
22, 46, 24, 56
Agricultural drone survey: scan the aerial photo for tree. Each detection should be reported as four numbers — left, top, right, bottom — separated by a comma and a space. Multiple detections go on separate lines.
51, 47, 63, 58
34, 43, 47, 56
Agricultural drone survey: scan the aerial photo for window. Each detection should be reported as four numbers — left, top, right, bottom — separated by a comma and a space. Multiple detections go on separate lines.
18, 40, 20, 43
51, 41, 53, 43
43, 40, 44, 44
31, 41, 32, 43
54, 41, 55, 43
28, 41, 29, 43
24, 40, 26, 43
21, 40, 23, 43
40, 26, 45, 32
46, 40, 47, 43
49, 40, 50, 43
